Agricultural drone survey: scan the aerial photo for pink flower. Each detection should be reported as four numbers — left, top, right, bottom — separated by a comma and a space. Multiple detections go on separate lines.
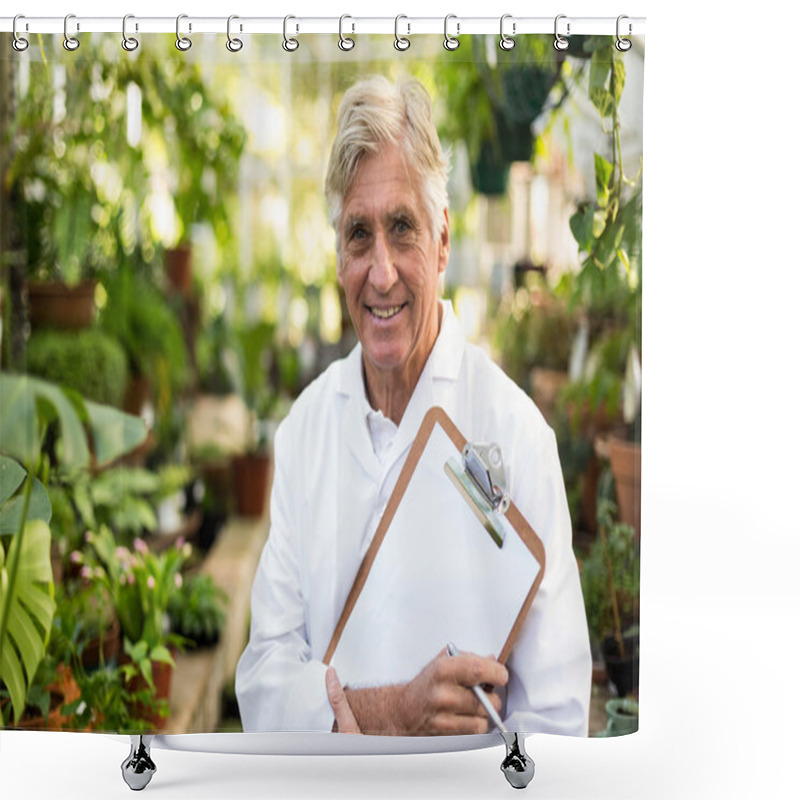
81, 566, 92, 580
174, 574, 183, 589
115, 547, 128, 560
127, 573, 135, 585
70, 551, 83, 564
147, 576, 156, 590
176, 537, 186, 550
134, 538, 148, 554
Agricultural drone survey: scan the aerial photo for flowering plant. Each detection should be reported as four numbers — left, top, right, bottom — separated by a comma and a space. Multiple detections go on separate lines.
74, 526, 191, 663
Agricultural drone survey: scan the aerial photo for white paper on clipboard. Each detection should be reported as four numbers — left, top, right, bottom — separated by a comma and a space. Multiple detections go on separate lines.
325, 407, 544, 690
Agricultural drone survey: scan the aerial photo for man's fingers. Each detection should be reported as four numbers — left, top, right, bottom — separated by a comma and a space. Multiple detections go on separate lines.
325, 667, 361, 734
439, 651, 509, 688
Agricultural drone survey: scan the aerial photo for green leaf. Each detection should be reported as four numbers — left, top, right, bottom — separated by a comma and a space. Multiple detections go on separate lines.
149, 645, 175, 667
594, 153, 614, 208
0, 457, 25, 507
569, 205, 595, 251
0, 373, 89, 469
0, 520, 55, 724
83, 400, 148, 467
0, 477, 52, 536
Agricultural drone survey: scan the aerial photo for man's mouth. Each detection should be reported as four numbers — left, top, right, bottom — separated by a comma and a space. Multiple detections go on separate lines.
367, 304, 406, 320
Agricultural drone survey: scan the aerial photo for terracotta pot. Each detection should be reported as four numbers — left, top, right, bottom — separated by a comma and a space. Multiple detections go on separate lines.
232, 452, 270, 518
608, 437, 641, 540
81, 616, 121, 671
4, 664, 81, 731
27, 280, 97, 330
165, 246, 193, 295
120, 650, 174, 731
123, 373, 151, 416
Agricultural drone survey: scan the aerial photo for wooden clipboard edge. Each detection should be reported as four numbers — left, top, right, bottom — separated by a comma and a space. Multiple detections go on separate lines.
323, 406, 546, 668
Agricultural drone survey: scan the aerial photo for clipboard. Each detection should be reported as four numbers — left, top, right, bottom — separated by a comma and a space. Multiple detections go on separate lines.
323, 406, 546, 689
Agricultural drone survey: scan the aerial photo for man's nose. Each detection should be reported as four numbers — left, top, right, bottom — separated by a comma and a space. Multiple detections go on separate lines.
368, 229, 398, 293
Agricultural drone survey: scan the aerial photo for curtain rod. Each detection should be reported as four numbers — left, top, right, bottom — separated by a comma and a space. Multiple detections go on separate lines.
1, 16, 646, 37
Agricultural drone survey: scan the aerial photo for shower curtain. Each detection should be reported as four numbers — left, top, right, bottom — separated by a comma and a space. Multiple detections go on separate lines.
0, 22, 643, 743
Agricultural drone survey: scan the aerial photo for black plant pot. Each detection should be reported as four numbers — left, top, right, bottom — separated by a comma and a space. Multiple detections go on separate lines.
197, 509, 227, 553
601, 634, 639, 697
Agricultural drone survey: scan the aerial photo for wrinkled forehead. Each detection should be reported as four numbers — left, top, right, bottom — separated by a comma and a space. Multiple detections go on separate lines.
340, 143, 426, 224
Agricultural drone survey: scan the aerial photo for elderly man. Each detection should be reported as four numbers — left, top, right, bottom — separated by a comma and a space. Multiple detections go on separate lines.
236, 76, 591, 737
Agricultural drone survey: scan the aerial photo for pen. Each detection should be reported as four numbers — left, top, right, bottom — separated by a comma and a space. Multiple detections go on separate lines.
446, 642, 508, 734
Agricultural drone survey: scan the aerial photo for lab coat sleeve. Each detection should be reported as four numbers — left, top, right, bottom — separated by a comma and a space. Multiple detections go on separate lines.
503, 425, 592, 736
235, 420, 335, 732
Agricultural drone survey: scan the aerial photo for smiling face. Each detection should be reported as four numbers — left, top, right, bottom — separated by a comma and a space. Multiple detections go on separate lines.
337, 142, 450, 415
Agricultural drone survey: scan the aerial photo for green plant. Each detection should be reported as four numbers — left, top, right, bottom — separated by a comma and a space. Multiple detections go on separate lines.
78, 526, 189, 663
567, 40, 642, 338
0, 371, 147, 726
435, 36, 568, 172
579, 499, 639, 652
25, 328, 129, 407
196, 314, 243, 395
167, 572, 227, 648
99, 264, 188, 396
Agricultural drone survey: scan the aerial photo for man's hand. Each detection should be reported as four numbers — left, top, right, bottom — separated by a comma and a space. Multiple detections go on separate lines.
342, 649, 508, 736
326, 667, 362, 733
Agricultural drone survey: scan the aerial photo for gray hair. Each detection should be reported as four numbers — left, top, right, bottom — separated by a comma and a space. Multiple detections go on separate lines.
325, 75, 449, 248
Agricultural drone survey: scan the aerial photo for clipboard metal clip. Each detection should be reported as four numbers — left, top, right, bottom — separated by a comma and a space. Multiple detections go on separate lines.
463, 443, 511, 516
444, 441, 511, 549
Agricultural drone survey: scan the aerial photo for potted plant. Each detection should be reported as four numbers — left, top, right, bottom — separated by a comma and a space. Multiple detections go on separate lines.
167, 572, 228, 649
99, 263, 189, 416
579, 499, 639, 697
77, 526, 191, 730
0, 371, 147, 726
435, 36, 567, 195
24, 328, 129, 407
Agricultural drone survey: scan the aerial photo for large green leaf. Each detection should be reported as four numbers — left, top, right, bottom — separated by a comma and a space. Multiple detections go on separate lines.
0, 457, 26, 507
0, 373, 89, 469
0, 477, 52, 536
84, 400, 148, 467
0, 520, 56, 725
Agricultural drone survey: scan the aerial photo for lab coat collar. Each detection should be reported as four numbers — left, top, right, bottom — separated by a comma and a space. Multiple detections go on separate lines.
336, 300, 466, 479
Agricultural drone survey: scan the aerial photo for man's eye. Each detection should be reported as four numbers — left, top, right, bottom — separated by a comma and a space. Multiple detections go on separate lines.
394, 219, 411, 234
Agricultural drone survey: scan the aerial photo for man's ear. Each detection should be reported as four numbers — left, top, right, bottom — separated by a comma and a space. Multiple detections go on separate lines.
438, 208, 451, 275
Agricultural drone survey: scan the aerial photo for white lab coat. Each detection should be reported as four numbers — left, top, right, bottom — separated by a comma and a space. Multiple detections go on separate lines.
236, 302, 591, 735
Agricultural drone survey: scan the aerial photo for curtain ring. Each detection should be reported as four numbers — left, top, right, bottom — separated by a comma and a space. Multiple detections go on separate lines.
176, 14, 192, 51
282, 15, 299, 52
338, 14, 355, 51
226, 15, 243, 52
443, 14, 460, 51
63, 13, 80, 51
616, 15, 632, 51
553, 14, 570, 51
394, 15, 410, 51
122, 14, 139, 51
499, 14, 515, 51
12, 15, 29, 52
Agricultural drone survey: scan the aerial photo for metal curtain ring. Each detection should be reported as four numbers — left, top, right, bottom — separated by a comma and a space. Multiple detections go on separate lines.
553, 14, 570, 51
338, 14, 354, 51
176, 13, 192, 51
394, 15, 410, 51
616, 15, 632, 51
499, 14, 515, 50
226, 15, 243, 52
443, 14, 460, 51
63, 13, 80, 51
282, 15, 299, 52
122, 14, 139, 51
12, 15, 29, 52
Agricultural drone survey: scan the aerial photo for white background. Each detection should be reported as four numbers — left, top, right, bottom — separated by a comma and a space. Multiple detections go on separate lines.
3, 1, 799, 798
